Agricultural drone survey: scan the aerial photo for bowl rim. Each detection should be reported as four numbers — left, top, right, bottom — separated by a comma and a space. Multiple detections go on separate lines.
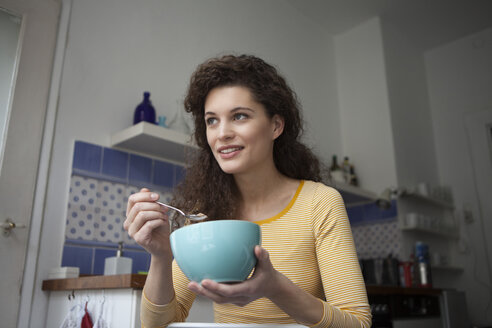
170, 219, 259, 236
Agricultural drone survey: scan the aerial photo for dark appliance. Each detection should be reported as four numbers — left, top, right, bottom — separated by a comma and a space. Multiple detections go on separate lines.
369, 293, 440, 328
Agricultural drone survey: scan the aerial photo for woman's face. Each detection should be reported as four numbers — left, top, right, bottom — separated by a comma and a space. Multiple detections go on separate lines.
204, 86, 284, 176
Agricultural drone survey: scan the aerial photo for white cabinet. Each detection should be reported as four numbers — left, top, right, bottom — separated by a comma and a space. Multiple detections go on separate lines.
42, 274, 214, 326
42, 274, 144, 327
45, 288, 141, 328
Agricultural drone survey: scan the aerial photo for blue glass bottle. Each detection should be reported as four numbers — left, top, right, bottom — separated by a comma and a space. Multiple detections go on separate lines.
133, 91, 156, 125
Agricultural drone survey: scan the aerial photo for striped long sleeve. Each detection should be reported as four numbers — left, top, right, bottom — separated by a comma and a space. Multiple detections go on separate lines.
140, 180, 372, 327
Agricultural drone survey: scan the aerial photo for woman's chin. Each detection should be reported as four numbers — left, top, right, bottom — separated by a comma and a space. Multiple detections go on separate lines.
218, 163, 244, 175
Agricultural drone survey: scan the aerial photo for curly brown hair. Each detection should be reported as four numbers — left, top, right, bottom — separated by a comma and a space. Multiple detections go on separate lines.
172, 54, 321, 220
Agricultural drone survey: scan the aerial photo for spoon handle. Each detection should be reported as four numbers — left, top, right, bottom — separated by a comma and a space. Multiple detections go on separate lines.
155, 201, 185, 217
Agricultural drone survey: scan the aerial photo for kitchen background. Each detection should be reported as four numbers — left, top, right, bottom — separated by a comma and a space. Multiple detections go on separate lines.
8, 0, 492, 326
62, 140, 399, 275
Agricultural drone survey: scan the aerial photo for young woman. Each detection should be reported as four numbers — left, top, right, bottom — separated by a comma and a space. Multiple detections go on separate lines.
124, 54, 371, 328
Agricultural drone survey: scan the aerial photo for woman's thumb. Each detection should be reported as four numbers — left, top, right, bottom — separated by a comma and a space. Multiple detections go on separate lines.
255, 245, 269, 265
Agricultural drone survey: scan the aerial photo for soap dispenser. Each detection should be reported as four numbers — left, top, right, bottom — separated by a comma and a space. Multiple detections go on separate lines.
104, 242, 132, 275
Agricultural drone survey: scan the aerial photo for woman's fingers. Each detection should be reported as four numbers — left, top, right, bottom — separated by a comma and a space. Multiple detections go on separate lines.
188, 281, 234, 304
189, 280, 250, 306
124, 191, 169, 231
201, 279, 242, 297
132, 216, 169, 245
253, 246, 272, 271
188, 246, 279, 306
126, 188, 159, 217
126, 199, 164, 223
127, 209, 167, 238
124, 201, 160, 231
122, 188, 174, 257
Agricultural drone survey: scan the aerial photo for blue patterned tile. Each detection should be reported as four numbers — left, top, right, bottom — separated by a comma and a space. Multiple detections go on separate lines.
153, 160, 174, 188
381, 199, 398, 219
339, 190, 370, 205
102, 148, 129, 180
73, 141, 102, 173
61, 245, 94, 275
347, 205, 365, 225
66, 239, 116, 248
129, 154, 152, 184
363, 203, 382, 222
124, 250, 151, 274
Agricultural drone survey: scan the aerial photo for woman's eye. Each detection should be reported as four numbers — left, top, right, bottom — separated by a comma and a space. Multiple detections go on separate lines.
206, 117, 217, 125
234, 113, 248, 120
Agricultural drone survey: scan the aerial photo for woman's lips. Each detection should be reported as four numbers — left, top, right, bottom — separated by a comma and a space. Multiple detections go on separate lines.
217, 146, 244, 159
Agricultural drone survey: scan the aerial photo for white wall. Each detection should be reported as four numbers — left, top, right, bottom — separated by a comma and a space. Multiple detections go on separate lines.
381, 19, 439, 188
55, 0, 340, 160
334, 16, 440, 193
425, 27, 492, 326
31, 0, 340, 325
334, 17, 398, 194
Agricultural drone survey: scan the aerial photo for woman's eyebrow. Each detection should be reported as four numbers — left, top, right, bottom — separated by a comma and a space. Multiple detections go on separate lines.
204, 107, 255, 116
231, 107, 255, 113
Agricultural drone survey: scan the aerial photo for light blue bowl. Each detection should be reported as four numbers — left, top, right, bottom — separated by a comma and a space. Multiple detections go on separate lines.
170, 220, 261, 283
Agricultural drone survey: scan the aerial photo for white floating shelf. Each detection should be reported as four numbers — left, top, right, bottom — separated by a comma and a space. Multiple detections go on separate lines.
400, 192, 454, 209
325, 180, 378, 207
110, 122, 198, 163
400, 225, 459, 239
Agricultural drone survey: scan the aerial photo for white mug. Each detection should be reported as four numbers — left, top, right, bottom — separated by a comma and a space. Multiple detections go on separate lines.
406, 213, 419, 227
417, 182, 429, 196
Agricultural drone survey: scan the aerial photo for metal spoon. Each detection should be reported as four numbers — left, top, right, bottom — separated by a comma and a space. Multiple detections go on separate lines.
155, 201, 208, 222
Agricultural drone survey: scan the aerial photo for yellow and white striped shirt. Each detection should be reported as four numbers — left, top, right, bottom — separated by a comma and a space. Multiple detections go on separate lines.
141, 180, 372, 328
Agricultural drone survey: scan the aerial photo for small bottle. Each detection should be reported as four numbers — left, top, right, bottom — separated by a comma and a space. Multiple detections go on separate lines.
349, 165, 359, 186
330, 155, 345, 183
104, 242, 133, 275
342, 157, 351, 183
133, 91, 156, 125
415, 241, 432, 287
410, 253, 419, 287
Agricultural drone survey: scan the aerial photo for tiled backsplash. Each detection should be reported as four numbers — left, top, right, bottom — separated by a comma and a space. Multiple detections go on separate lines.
66, 176, 173, 245
62, 141, 399, 275
71, 141, 184, 188
347, 200, 399, 259
62, 141, 183, 275
352, 220, 400, 259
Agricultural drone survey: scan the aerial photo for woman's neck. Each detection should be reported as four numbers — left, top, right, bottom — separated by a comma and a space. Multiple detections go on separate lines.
234, 168, 300, 221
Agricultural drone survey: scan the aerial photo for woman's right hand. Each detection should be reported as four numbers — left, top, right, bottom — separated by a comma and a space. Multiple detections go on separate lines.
124, 188, 172, 258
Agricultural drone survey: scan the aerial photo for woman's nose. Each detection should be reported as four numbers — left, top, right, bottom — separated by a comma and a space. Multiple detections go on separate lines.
217, 122, 234, 140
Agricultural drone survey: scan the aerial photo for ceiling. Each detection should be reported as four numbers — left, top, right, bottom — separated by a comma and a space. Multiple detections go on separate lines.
283, 0, 492, 51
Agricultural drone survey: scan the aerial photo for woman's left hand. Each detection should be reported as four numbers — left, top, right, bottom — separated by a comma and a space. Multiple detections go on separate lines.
188, 246, 280, 306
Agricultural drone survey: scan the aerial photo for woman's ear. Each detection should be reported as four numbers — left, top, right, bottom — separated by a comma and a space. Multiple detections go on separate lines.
272, 115, 285, 140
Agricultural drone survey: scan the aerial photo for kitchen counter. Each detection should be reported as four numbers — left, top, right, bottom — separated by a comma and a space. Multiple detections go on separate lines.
366, 285, 441, 296
42, 274, 441, 296
43, 275, 444, 328
42, 273, 146, 291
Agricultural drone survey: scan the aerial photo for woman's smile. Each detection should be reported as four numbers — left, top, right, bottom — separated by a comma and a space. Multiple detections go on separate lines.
217, 145, 244, 159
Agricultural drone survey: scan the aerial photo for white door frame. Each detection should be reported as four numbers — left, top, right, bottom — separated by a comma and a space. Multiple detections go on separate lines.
0, 0, 62, 326
16, 0, 72, 327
